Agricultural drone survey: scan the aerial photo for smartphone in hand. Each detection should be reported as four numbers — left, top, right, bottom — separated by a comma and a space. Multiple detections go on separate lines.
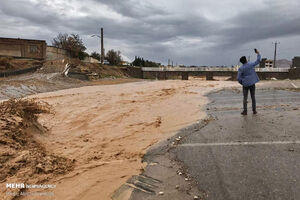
254, 48, 258, 54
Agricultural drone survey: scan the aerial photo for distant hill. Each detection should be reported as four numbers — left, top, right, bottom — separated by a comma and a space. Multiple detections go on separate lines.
276, 59, 292, 68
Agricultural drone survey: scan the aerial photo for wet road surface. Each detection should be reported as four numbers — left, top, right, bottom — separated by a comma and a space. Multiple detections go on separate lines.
176, 88, 300, 200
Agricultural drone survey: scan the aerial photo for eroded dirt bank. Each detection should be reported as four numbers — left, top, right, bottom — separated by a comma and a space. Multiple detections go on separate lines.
1, 80, 238, 200
0, 72, 138, 101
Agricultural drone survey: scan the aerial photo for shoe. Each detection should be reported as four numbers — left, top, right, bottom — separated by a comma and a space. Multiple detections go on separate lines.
241, 111, 247, 115
253, 111, 257, 114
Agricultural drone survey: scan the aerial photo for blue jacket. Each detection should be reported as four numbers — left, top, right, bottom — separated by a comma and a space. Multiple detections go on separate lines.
237, 54, 261, 87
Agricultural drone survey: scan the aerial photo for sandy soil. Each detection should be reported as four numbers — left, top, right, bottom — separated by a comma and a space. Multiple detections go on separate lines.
1, 80, 238, 200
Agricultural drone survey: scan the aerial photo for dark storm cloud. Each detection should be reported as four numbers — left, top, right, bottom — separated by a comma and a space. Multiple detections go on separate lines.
59, 9, 216, 48
0, 0, 300, 65
0, 0, 217, 43
0, 1, 60, 27
92, 0, 167, 18
144, 14, 219, 38
219, 8, 300, 48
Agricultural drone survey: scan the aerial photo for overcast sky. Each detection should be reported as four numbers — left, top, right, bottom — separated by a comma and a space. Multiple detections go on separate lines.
1, 0, 300, 66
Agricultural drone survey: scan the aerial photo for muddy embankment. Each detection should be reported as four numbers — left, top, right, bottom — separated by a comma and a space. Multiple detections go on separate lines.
0, 99, 74, 200
0, 59, 135, 100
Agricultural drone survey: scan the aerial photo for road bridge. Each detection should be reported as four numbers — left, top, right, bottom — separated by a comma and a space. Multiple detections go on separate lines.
140, 67, 291, 80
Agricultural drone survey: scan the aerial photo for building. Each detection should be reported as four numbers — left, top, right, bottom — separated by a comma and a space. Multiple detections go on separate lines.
259, 58, 273, 68
0, 37, 46, 59
120, 61, 130, 66
292, 56, 300, 68
265, 60, 273, 68
260, 58, 267, 68
83, 56, 100, 63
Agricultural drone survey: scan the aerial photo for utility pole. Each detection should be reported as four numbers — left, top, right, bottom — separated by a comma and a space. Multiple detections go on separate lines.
91, 27, 104, 65
101, 28, 104, 65
273, 41, 279, 68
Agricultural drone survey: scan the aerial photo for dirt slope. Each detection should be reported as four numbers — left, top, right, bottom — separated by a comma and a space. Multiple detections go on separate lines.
0, 99, 74, 200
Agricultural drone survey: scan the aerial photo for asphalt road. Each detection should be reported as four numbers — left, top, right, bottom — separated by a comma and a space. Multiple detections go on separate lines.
176, 85, 300, 200
115, 81, 300, 200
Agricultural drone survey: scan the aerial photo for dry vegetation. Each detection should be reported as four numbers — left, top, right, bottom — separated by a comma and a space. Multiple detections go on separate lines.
0, 57, 42, 71
0, 57, 12, 69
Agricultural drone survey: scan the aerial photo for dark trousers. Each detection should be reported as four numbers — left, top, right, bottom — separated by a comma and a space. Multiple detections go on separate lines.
243, 84, 256, 112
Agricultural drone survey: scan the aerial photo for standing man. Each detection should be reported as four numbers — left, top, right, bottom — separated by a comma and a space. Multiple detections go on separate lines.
237, 49, 261, 115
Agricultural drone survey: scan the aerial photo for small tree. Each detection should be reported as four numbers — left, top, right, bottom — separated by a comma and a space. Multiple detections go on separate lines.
106, 49, 122, 65
78, 51, 89, 60
132, 56, 160, 67
52, 33, 87, 59
90, 51, 101, 61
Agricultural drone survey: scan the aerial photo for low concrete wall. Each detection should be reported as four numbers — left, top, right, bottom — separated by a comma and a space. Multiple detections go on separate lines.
46, 46, 70, 60
127, 67, 143, 78
140, 71, 293, 81
128, 67, 300, 80
143, 71, 157, 79
143, 71, 191, 80
257, 72, 289, 80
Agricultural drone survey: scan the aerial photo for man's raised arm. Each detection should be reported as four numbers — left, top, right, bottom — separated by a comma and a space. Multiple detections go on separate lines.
250, 49, 261, 67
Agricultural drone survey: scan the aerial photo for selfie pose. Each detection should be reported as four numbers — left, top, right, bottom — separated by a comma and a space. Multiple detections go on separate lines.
237, 49, 261, 115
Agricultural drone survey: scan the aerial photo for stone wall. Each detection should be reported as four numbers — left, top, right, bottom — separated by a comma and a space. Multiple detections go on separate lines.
46, 46, 70, 60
